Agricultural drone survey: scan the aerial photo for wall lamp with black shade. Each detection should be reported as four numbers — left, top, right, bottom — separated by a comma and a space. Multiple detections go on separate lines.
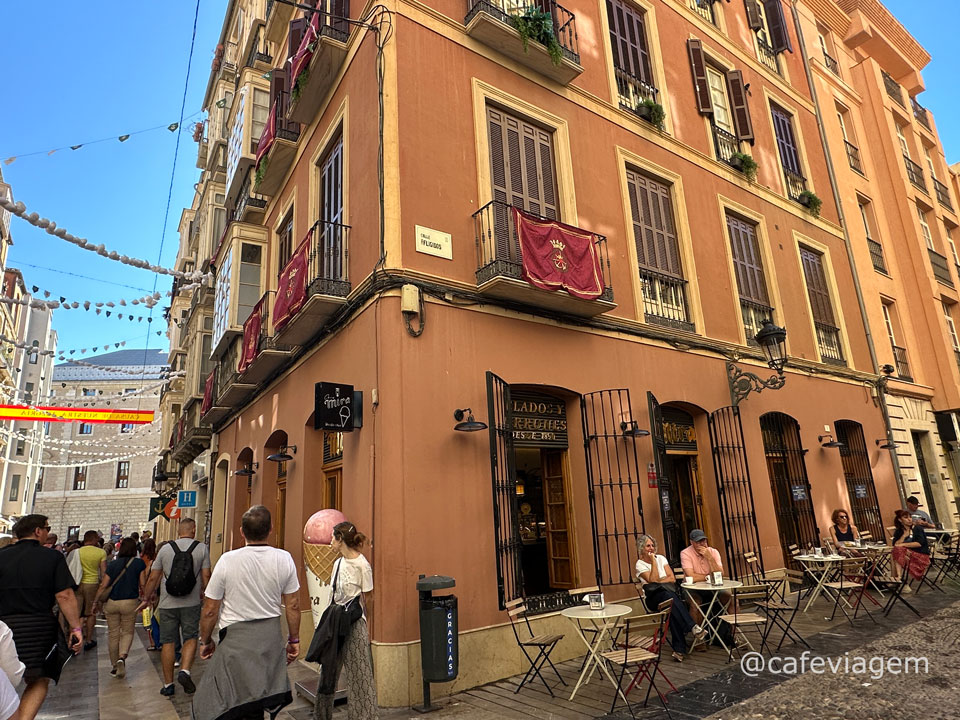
453, 408, 487, 432
876, 439, 897, 450
234, 462, 259, 477
727, 320, 788, 407
818, 434, 844, 449
620, 420, 650, 438
267, 445, 297, 462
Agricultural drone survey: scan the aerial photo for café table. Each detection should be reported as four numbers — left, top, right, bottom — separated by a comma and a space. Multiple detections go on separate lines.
560, 603, 633, 701
924, 528, 955, 551
794, 554, 845, 611
681, 579, 742, 653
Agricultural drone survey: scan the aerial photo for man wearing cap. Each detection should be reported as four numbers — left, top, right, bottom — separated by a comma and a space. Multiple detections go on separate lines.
905, 497, 935, 529
680, 529, 731, 624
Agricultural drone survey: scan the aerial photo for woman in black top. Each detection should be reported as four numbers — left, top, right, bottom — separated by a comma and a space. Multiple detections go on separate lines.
93, 538, 145, 679
828, 509, 862, 556
891, 509, 930, 582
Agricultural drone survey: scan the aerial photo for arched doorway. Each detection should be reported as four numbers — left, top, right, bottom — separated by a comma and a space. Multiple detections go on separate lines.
835, 420, 884, 540
232, 447, 254, 550
760, 412, 820, 562
264, 430, 288, 549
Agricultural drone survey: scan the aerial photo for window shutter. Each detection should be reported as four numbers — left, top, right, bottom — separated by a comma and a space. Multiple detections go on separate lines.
288, 18, 308, 67
687, 40, 713, 115
744, 0, 763, 31
771, 105, 801, 174
763, 0, 793, 53
726, 70, 754, 143
726, 215, 768, 304
607, 0, 653, 84
627, 170, 683, 278
269, 67, 289, 119
800, 247, 836, 325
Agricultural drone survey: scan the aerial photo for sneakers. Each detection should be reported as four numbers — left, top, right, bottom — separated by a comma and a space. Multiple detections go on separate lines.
109, 666, 118, 678
83, 640, 97, 651
115, 658, 126, 679
178, 670, 196, 695
160, 684, 175, 697
692, 624, 706, 639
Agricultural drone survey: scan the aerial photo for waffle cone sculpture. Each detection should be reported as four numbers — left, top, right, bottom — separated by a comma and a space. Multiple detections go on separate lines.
303, 509, 347, 625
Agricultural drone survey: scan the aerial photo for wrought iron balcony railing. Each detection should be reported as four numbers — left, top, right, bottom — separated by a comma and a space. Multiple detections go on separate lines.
928, 248, 954, 287
892, 344, 912, 382
844, 140, 863, 175
783, 168, 807, 203
639, 268, 694, 332
757, 37, 781, 75
903, 155, 926, 192
867, 239, 886, 273
712, 124, 739, 166
911, 97, 931, 131
815, 322, 845, 365
882, 70, 904, 106
741, 299, 774, 346
615, 68, 659, 121
246, 24, 272, 70
303, 219, 351, 298
934, 178, 953, 211
689, 0, 715, 24
823, 51, 840, 76
465, 0, 580, 64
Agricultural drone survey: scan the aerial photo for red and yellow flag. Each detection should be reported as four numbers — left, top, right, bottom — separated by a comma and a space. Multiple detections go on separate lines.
0, 405, 155, 423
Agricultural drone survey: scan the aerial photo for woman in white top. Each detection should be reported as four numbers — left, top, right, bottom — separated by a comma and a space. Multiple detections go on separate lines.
0, 620, 24, 720
314, 521, 378, 720
635, 535, 704, 662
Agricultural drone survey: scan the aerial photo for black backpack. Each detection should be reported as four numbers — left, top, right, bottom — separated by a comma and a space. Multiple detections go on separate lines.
165, 540, 201, 597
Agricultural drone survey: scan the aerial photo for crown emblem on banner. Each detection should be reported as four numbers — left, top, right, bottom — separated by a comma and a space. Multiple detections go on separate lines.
550, 238, 566, 251
550, 237, 569, 272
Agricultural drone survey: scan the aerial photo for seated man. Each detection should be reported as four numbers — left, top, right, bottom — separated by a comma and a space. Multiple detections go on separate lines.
905, 497, 935, 529
679, 529, 731, 624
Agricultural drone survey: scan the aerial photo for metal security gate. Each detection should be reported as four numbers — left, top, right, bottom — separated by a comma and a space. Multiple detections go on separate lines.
486, 371, 523, 609
708, 405, 763, 580
582, 389, 645, 588
760, 412, 820, 558
835, 420, 884, 541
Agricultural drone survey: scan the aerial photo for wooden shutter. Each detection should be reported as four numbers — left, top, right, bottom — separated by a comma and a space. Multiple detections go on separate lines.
744, 0, 763, 30
726, 70, 754, 142
799, 247, 836, 325
607, 0, 653, 84
626, 169, 683, 278
269, 67, 288, 120
319, 135, 344, 278
763, 0, 793, 53
288, 17, 308, 66
687, 39, 713, 115
771, 105, 801, 174
486, 106, 558, 220
726, 214, 769, 304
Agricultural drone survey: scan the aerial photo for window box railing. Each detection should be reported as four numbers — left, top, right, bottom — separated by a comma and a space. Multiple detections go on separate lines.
892, 344, 912, 382
741, 299, 774, 345
928, 248, 954, 287
473, 200, 614, 316
911, 98, 931, 131
822, 51, 840, 76
903, 155, 926, 192
844, 140, 863, 175
232, 169, 268, 223
638, 268, 694, 332
615, 69, 659, 122
712, 124, 739, 166
689, 0, 715, 24
783, 168, 807, 203
934, 178, 953, 211
815, 321, 845, 365
757, 37, 781, 75
245, 24, 273, 70
867, 239, 886, 273
882, 70, 904, 106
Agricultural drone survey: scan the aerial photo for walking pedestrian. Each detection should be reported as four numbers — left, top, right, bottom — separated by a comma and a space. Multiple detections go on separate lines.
142, 518, 210, 698
75, 530, 106, 651
138, 539, 160, 651
0, 515, 82, 720
311, 521, 377, 720
0, 620, 25, 720
193, 505, 299, 720
93, 538, 146, 679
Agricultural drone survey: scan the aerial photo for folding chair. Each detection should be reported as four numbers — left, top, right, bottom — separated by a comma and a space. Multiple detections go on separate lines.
822, 557, 877, 625
717, 584, 771, 662
599, 611, 670, 719
879, 553, 932, 618
932, 533, 960, 585
754, 568, 811, 651
620, 600, 679, 702
744, 551, 787, 602
505, 598, 566, 696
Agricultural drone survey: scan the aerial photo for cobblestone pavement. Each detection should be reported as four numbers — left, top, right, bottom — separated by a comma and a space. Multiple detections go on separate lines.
36, 629, 100, 720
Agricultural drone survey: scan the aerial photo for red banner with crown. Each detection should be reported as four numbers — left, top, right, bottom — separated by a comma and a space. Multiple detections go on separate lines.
273, 235, 310, 332
255, 100, 277, 167
200, 370, 216, 415
512, 208, 604, 300
238, 302, 263, 374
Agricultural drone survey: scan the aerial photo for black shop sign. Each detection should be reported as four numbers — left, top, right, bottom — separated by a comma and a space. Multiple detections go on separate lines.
315, 382, 361, 431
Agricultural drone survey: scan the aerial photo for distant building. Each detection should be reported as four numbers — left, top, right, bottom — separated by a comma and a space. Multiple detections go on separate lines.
34, 349, 166, 541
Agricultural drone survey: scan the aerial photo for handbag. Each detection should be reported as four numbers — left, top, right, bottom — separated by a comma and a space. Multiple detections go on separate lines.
96, 558, 135, 604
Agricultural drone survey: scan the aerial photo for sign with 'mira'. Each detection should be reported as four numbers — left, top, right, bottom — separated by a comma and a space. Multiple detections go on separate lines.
0, 406, 154, 424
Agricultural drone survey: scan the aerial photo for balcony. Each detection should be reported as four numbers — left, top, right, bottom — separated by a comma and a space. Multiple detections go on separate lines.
639, 268, 693, 332
712, 124, 739, 167
233, 169, 268, 224
815, 322, 845, 366
286, 6, 350, 125
254, 87, 301, 197
196, 136, 209, 170
911, 98, 931, 132
243, 24, 273, 77
272, 220, 352, 347
171, 397, 212, 465
757, 38, 781, 75
934, 178, 953, 211
928, 248, 954, 287
892, 345, 913, 382
867, 239, 886, 273
0, 183, 11, 240
822, 51, 840, 76
225, 77, 271, 208
464, 0, 583, 84
844, 141, 863, 175
213, 335, 256, 408
882, 70, 904, 106
615, 69, 659, 124
741, 299, 774, 346
472, 200, 615, 317
212, 41, 239, 88
237, 291, 289, 385
689, 0, 715, 24
783, 168, 807, 203
265, 0, 296, 47
903, 156, 926, 193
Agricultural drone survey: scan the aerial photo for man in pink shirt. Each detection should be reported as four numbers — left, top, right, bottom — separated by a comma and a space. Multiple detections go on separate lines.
680, 529, 730, 623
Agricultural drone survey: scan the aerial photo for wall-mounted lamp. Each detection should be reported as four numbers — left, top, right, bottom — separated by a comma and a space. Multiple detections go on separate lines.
454, 408, 487, 432
818, 434, 844, 449
727, 320, 788, 406
876, 438, 897, 450
234, 462, 259, 477
266, 445, 297, 462
620, 420, 651, 438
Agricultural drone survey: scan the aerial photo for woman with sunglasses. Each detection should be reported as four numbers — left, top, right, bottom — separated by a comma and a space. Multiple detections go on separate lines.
828, 509, 862, 556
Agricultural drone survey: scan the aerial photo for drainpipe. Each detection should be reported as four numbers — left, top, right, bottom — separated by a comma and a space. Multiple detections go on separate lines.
789, 1, 907, 506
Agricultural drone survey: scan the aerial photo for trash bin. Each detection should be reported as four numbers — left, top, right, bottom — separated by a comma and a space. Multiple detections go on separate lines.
414, 575, 457, 712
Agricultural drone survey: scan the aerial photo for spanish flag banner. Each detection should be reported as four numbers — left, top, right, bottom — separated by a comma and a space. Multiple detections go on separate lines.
0, 405, 155, 424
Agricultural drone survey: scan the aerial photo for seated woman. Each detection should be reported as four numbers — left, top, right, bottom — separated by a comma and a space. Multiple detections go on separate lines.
891, 509, 930, 582
635, 535, 704, 662
828, 509, 862, 556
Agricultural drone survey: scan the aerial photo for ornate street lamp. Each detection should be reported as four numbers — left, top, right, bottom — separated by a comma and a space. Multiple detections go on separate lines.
727, 320, 788, 407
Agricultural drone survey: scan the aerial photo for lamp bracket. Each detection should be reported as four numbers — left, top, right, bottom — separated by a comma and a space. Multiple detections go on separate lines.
727, 361, 786, 407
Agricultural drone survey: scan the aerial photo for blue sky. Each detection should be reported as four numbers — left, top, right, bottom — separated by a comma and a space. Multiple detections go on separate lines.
0, 0, 226, 357
0, 0, 956, 361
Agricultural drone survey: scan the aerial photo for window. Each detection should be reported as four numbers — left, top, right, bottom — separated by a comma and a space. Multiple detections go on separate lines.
43, 421, 50, 436
82, 388, 96, 397
116, 461, 130, 489
771, 104, 805, 200
24, 382, 33, 405
29, 340, 38, 364
625, 169, 692, 331
923, 146, 938, 181
687, 40, 754, 165
883, 302, 911, 381
277, 207, 294, 273
707, 67, 733, 133
251, 88, 270, 153
947, 227, 959, 267
316, 134, 346, 281
237, 243, 263, 326
859, 199, 886, 273
72, 467, 87, 491
67, 526, 80, 542
78, 423, 93, 435
15, 439, 24, 456
689, 0, 716, 25
727, 213, 773, 342
213, 246, 233, 344
917, 205, 934, 250
8, 474, 19, 502
120, 423, 135, 434
36, 468, 43, 493
606, 0, 658, 115
943, 302, 960, 351
799, 246, 844, 364
895, 122, 910, 158
747, 0, 791, 74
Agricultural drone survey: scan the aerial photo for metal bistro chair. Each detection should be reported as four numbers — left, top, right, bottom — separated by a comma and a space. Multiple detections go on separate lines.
504, 598, 566, 697
753, 568, 811, 651
600, 610, 671, 719
822, 556, 878, 626
744, 551, 787, 602
932, 533, 960, 585
717, 584, 771, 662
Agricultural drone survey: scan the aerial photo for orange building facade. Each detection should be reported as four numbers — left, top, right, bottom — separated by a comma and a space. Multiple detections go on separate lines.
158, 0, 958, 704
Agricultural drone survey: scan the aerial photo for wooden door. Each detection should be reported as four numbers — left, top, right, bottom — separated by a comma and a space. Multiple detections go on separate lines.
541, 450, 573, 589
324, 468, 342, 510
275, 480, 287, 549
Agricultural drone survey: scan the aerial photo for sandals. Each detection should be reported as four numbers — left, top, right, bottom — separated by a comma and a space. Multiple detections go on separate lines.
671, 651, 684, 663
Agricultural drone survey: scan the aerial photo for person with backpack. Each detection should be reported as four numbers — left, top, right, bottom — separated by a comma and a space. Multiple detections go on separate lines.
142, 518, 210, 699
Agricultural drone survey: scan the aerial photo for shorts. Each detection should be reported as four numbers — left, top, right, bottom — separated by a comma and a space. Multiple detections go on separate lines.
76, 584, 100, 617
157, 605, 201, 645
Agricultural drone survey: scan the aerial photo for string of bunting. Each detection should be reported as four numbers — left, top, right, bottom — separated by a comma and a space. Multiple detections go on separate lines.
51, 357, 181, 376
0, 195, 209, 282
0, 428, 161, 456
8, 422, 160, 449
32, 449, 161, 470
26, 281, 202, 311
0, 295, 179, 327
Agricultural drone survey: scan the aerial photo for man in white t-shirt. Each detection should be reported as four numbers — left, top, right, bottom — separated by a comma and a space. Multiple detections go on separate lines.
193, 506, 300, 720
0, 620, 25, 720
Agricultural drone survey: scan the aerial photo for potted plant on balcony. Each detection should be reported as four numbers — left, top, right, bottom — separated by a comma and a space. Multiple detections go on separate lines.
508, 7, 564, 67
292, 68, 309, 102
797, 190, 822, 217
254, 157, 269, 190
636, 99, 665, 131
730, 152, 758, 182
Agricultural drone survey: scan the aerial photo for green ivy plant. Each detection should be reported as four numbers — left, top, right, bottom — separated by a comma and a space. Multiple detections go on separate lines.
637, 99, 666, 131
254, 156, 269, 189
508, 8, 564, 67
731, 152, 758, 182
798, 190, 823, 217
292, 68, 310, 102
